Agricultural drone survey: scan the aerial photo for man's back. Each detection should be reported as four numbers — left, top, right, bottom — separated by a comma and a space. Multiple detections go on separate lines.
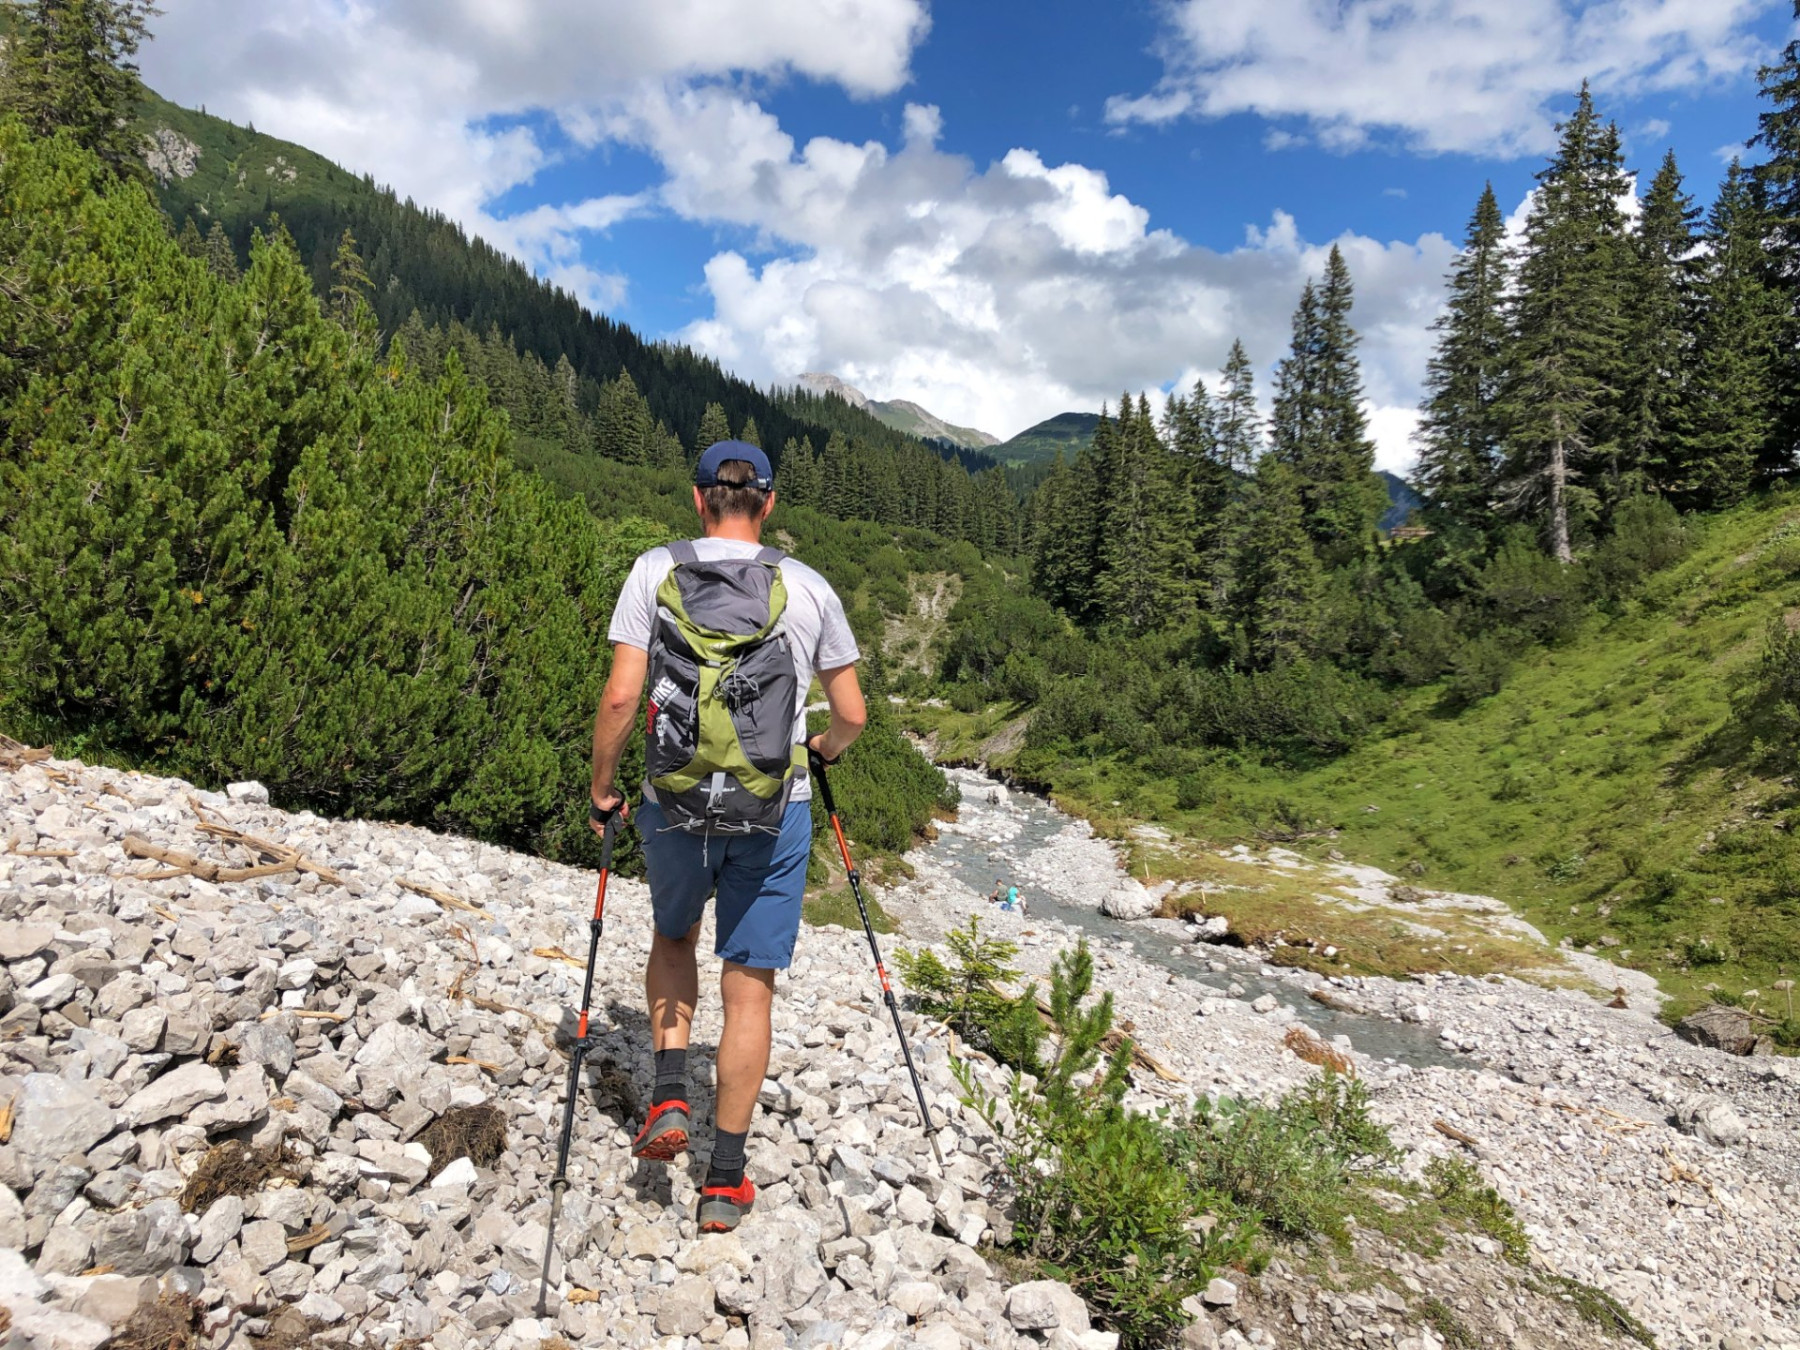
607, 537, 859, 803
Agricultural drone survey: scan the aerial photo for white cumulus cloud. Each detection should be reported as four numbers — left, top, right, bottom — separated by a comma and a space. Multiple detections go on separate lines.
1106, 0, 1776, 158
602, 86, 1457, 466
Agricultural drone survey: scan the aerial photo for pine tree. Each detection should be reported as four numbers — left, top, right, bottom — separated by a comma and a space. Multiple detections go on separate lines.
1617, 151, 1698, 501
0, 0, 156, 179
738, 414, 762, 448
1231, 455, 1323, 667
695, 402, 731, 453
1752, 1, 1800, 482
1216, 340, 1262, 473
1415, 185, 1511, 529
1496, 85, 1628, 563
1271, 248, 1383, 560
1685, 161, 1781, 508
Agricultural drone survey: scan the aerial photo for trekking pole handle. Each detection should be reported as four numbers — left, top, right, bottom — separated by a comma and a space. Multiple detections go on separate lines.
807, 748, 840, 817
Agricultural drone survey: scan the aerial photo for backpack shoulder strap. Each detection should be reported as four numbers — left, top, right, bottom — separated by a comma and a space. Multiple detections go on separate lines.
667, 539, 699, 565
755, 545, 786, 566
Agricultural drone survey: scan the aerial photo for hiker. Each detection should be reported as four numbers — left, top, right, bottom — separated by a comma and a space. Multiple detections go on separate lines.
588, 440, 866, 1234
987, 878, 1005, 905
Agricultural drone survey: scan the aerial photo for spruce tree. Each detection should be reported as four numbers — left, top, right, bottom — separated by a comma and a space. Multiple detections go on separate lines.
1271, 249, 1383, 560
1752, 0, 1800, 482
738, 414, 761, 448
1230, 455, 1323, 667
1415, 185, 1511, 530
202, 221, 238, 282
1686, 161, 1780, 508
1617, 151, 1698, 501
1096, 394, 1183, 632
695, 401, 731, 453
594, 370, 649, 464
1496, 85, 1627, 563
328, 229, 376, 344
0, 0, 156, 179
1216, 340, 1262, 473
176, 216, 203, 258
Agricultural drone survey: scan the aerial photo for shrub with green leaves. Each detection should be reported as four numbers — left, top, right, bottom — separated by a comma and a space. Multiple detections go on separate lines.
1190, 1073, 1394, 1240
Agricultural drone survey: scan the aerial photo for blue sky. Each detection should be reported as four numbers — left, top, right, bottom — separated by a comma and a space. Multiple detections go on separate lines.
142, 0, 1796, 467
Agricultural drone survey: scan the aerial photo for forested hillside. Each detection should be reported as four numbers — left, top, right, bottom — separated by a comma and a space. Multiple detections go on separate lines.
131, 92, 1023, 550
914, 77, 1800, 1006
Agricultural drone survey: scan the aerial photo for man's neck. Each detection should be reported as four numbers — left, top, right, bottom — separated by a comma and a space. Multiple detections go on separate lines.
701, 518, 765, 545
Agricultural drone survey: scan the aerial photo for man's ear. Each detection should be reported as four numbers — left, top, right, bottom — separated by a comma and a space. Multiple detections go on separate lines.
692, 486, 707, 520
760, 490, 777, 522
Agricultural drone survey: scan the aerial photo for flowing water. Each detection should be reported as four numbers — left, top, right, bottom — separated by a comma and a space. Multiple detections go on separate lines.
910, 765, 1468, 1071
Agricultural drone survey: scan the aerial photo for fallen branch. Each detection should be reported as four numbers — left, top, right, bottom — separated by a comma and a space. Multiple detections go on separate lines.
532, 946, 585, 968
1308, 988, 1369, 1015
0, 1094, 13, 1144
566, 1289, 600, 1305
1433, 1119, 1481, 1149
123, 834, 298, 885
10, 848, 76, 859
1284, 1026, 1356, 1077
467, 995, 553, 1032
285, 1225, 333, 1255
187, 797, 344, 887
397, 877, 491, 920
0, 734, 51, 769
261, 1008, 348, 1024
445, 1055, 504, 1074
1029, 993, 1182, 1082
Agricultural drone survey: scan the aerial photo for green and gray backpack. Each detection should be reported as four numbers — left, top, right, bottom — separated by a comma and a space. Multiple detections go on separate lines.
644, 541, 803, 835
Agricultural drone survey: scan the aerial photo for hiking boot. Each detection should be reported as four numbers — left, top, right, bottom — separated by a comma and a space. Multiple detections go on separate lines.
631, 1100, 690, 1162
697, 1176, 756, 1232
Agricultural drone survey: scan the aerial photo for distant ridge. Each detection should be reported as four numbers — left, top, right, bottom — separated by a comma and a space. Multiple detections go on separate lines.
991, 411, 1101, 465
798, 373, 999, 451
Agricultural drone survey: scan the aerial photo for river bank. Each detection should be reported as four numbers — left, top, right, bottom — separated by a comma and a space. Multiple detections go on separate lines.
872, 764, 1800, 1349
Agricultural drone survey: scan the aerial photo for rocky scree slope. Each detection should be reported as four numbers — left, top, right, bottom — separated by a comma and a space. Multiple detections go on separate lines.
0, 751, 1788, 1350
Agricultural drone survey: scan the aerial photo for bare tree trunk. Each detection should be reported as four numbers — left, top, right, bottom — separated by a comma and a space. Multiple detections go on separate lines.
1549, 432, 1573, 565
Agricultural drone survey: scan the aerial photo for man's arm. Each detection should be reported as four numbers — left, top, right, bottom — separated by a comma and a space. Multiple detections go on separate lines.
591, 643, 648, 825
807, 661, 867, 764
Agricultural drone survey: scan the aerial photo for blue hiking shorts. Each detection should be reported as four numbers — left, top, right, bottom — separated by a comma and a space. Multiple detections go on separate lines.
636, 797, 813, 970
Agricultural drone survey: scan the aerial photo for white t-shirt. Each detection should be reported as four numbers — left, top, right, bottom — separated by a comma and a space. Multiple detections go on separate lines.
607, 538, 861, 804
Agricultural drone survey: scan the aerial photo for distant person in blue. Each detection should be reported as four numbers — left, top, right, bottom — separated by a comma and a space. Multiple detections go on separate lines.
987, 879, 1026, 917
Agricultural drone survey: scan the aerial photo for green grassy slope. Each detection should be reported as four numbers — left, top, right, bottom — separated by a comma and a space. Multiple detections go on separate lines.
991, 411, 1100, 465
138, 88, 360, 218
951, 491, 1800, 1012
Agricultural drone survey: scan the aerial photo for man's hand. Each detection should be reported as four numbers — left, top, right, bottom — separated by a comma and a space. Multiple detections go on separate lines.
590, 789, 629, 833
805, 733, 839, 767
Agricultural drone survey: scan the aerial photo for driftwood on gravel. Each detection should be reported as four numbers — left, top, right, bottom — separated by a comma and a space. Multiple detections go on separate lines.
120, 795, 346, 889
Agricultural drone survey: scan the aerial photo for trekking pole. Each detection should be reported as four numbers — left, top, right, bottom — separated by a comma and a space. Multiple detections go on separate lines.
537, 812, 618, 1317
809, 750, 947, 1169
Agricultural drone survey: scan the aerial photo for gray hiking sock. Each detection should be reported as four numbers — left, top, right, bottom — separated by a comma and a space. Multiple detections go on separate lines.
654, 1047, 688, 1103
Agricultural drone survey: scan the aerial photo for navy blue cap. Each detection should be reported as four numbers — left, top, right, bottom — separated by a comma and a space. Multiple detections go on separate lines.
695, 440, 774, 490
